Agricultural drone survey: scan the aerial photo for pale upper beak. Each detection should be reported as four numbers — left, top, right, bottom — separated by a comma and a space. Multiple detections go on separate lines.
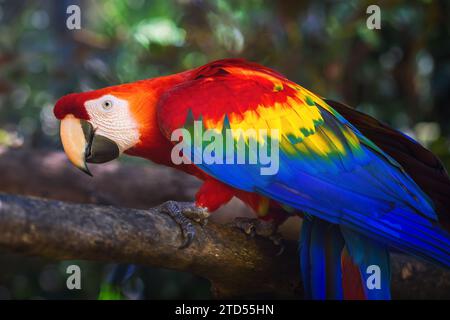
59, 114, 120, 176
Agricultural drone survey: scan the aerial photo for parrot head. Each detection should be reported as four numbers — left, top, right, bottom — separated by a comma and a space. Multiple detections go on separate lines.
53, 83, 155, 176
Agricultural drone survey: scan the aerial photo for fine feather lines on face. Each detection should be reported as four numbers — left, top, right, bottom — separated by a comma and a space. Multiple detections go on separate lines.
84, 94, 140, 153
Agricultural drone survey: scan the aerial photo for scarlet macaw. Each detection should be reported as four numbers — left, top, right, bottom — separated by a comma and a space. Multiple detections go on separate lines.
54, 59, 450, 299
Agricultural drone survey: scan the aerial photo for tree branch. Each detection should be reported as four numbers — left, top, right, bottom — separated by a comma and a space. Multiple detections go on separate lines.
0, 193, 300, 298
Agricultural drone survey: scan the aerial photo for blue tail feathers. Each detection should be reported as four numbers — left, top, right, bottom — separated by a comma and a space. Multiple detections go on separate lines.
299, 217, 392, 300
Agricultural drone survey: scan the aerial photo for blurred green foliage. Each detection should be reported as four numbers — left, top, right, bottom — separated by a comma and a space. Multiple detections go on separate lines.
0, 0, 449, 299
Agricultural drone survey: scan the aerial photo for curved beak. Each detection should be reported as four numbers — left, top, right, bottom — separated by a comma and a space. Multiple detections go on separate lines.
60, 115, 120, 176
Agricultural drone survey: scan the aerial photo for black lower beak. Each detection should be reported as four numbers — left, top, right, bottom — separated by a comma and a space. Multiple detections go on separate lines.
60, 116, 120, 177
82, 121, 120, 165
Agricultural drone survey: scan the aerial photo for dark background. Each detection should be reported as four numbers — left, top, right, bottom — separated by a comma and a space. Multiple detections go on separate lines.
0, 0, 449, 299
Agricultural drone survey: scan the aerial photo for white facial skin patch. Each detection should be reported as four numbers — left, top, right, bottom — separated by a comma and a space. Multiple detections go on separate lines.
84, 94, 140, 153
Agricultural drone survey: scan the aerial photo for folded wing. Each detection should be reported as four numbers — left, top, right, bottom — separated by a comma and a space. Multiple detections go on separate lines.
157, 59, 450, 267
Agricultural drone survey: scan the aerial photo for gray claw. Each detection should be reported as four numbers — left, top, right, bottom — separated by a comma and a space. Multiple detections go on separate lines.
233, 218, 256, 236
232, 217, 284, 255
158, 201, 209, 249
270, 235, 285, 256
179, 227, 196, 249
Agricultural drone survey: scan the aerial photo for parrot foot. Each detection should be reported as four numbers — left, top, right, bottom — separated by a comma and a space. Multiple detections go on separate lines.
157, 201, 209, 249
231, 217, 284, 256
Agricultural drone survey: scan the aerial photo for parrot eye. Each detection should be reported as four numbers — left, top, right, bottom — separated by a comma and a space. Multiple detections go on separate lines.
102, 100, 113, 110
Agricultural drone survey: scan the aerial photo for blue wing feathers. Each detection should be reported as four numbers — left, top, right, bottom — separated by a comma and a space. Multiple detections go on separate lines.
182, 96, 450, 268
188, 126, 450, 269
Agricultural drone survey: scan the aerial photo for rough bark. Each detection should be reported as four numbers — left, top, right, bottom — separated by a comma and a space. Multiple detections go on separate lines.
0, 193, 299, 298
